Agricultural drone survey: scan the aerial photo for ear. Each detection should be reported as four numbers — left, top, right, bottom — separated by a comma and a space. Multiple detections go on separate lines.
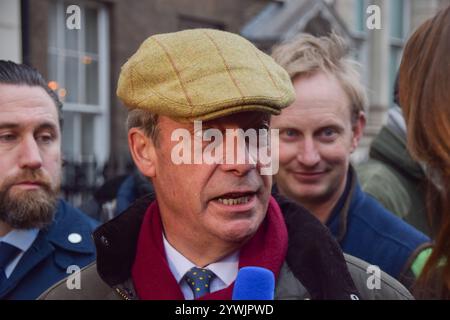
350, 111, 366, 153
128, 128, 157, 178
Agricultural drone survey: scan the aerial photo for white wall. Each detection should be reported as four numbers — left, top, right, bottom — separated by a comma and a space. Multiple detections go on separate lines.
0, 0, 22, 62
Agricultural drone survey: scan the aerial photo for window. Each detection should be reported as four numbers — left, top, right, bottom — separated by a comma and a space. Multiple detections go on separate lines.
389, 0, 404, 39
352, 0, 369, 86
389, 0, 408, 106
48, 0, 109, 162
355, 0, 366, 33
353, 0, 409, 106
48, 0, 110, 203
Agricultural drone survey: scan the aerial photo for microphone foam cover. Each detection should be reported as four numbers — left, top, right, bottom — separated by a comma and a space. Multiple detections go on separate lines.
232, 266, 275, 300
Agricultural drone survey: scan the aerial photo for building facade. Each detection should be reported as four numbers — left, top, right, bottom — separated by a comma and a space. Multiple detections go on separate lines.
0, 0, 22, 62
1, 0, 448, 203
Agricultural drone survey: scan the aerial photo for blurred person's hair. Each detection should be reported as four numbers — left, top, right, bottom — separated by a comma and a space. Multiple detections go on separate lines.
271, 33, 368, 124
0, 60, 63, 127
399, 5, 450, 299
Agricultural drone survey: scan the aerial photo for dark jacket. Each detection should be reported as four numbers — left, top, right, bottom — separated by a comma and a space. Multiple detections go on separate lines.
1, 199, 98, 300
327, 167, 431, 285
79, 170, 153, 222
39, 193, 413, 300
357, 126, 430, 235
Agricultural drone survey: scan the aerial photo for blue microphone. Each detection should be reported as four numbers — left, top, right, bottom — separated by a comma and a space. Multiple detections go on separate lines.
232, 266, 275, 300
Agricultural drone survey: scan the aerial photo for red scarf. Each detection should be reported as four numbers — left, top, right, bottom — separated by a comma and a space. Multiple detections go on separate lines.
131, 196, 288, 300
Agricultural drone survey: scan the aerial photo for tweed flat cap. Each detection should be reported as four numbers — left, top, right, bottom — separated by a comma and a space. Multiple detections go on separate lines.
117, 29, 295, 122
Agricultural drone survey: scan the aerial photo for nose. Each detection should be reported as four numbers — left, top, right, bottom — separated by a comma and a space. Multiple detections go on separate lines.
221, 160, 256, 177
18, 136, 43, 170
220, 132, 257, 176
297, 137, 320, 167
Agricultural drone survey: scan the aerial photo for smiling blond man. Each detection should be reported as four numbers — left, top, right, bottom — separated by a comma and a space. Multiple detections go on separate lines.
271, 33, 430, 287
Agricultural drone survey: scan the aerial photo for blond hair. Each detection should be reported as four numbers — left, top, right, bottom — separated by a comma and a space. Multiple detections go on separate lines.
272, 33, 367, 123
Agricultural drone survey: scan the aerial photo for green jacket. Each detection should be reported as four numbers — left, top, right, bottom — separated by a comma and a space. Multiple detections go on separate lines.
357, 126, 430, 236
39, 194, 413, 300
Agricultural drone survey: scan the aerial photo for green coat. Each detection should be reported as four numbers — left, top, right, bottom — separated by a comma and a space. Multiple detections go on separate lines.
357, 126, 430, 236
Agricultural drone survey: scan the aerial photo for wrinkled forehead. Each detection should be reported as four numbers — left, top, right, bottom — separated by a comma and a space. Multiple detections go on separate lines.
0, 83, 57, 108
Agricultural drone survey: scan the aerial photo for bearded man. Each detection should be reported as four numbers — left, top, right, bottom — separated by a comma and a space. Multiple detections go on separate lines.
0, 60, 98, 299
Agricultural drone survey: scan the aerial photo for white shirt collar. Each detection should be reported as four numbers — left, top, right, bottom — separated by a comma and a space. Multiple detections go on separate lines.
207, 252, 239, 286
163, 235, 195, 283
162, 233, 238, 286
0, 228, 39, 252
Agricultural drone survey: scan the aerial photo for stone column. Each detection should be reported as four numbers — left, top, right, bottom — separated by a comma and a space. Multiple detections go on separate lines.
354, 0, 390, 163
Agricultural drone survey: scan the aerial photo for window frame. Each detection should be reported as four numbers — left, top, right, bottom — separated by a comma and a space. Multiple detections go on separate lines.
47, 0, 110, 165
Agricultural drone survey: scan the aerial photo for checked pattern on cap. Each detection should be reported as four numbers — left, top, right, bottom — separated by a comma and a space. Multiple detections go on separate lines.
184, 267, 216, 299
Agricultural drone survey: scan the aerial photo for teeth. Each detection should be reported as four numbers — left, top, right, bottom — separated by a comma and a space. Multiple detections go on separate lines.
217, 196, 250, 205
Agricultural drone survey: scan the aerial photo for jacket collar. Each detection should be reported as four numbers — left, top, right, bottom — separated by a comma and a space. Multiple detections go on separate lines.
93, 193, 154, 286
273, 192, 360, 299
45, 199, 96, 254
325, 166, 357, 242
0, 231, 55, 298
370, 126, 425, 180
0, 199, 96, 298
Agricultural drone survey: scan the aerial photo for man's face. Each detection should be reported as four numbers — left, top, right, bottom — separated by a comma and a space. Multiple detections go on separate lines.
0, 84, 62, 231
133, 112, 272, 251
271, 71, 364, 209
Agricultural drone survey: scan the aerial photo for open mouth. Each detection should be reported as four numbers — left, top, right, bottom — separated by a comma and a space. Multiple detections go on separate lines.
213, 192, 256, 206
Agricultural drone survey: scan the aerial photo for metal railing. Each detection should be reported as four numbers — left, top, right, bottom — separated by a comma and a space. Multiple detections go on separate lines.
60, 158, 105, 207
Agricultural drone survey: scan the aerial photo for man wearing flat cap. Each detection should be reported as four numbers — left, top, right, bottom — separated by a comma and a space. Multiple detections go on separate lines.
40, 29, 412, 300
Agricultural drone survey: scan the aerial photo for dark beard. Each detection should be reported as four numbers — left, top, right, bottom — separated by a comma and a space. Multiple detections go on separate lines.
0, 170, 59, 230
